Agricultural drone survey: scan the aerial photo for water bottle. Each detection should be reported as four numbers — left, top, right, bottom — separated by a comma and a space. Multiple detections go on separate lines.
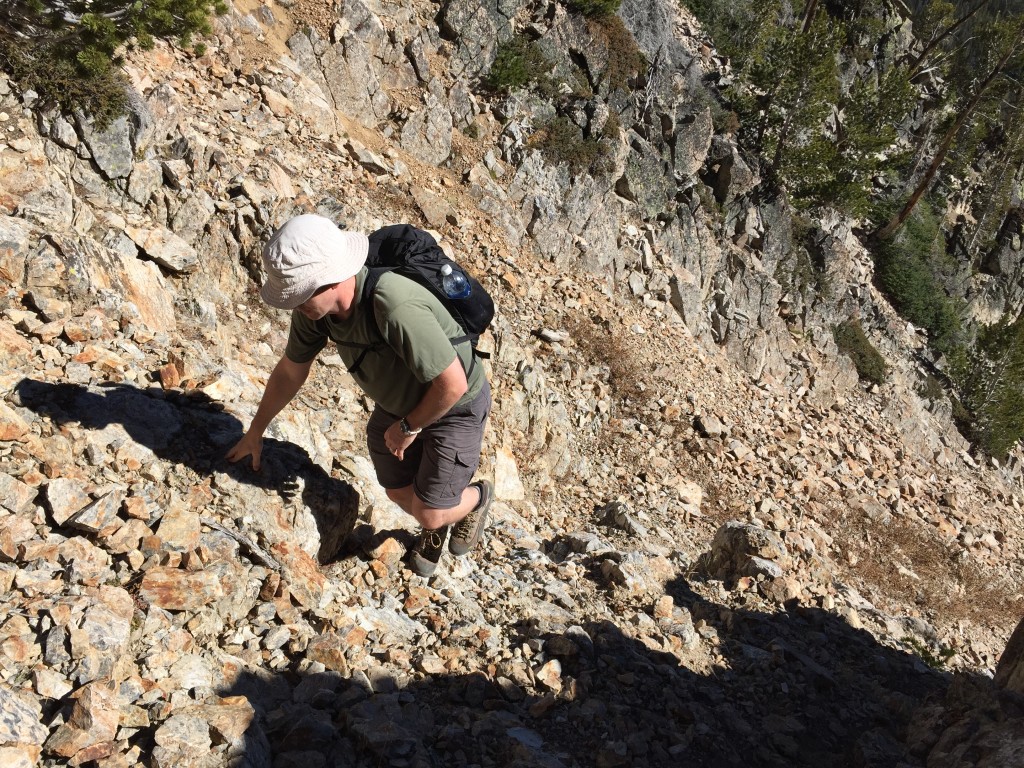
440, 263, 471, 299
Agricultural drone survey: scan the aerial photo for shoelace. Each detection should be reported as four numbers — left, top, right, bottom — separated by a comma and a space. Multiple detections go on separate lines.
453, 486, 484, 538
452, 510, 477, 539
418, 528, 445, 550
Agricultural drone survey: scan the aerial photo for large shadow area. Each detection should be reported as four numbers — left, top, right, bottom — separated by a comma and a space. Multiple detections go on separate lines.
215, 574, 981, 768
14, 378, 359, 561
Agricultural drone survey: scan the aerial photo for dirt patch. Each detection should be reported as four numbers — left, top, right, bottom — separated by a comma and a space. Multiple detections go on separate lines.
291, 0, 340, 40
226, 0, 338, 72
223, 0, 295, 73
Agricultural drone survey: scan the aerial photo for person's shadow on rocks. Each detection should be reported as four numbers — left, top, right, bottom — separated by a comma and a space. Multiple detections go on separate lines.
657, 575, 956, 767
14, 378, 359, 563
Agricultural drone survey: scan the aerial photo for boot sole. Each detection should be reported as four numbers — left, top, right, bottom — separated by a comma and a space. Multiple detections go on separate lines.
408, 552, 439, 577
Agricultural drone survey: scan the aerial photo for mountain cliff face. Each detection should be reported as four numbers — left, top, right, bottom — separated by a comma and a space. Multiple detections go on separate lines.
0, 1, 1022, 766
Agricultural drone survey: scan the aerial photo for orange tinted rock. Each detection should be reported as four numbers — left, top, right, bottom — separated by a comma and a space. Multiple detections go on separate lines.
44, 680, 119, 758
138, 567, 224, 611
0, 401, 30, 441
270, 541, 324, 609
305, 632, 349, 674
159, 362, 181, 389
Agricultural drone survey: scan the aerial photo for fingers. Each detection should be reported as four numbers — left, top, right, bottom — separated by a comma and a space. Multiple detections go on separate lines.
226, 438, 261, 471
385, 433, 404, 460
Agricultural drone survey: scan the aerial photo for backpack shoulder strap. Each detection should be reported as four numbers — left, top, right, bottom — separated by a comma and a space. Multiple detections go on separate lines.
350, 269, 485, 378
339, 270, 387, 376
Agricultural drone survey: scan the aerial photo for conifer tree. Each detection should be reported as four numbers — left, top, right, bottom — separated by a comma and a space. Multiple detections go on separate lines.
875, 14, 1024, 239
0, 1, 226, 123
967, 98, 1024, 253
957, 315, 1024, 460
905, 0, 990, 78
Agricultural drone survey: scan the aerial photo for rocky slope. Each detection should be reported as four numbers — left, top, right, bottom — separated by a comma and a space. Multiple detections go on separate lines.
0, 1, 1022, 766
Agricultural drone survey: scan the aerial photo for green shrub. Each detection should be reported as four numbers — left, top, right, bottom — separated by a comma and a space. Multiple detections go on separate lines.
601, 111, 622, 141
568, 0, 622, 18
531, 116, 615, 177
714, 107, 741, 135
0, 0, 226, 125
833, 320, 888, 385
591, 14, 647, 90
485, 34, 554, 93
916, 373, 946, 403
902, 637, 956, 670
774, 215, 834, 303
872, 198, 964, 353
0, 37, 128, 127
949, 392, 974, 440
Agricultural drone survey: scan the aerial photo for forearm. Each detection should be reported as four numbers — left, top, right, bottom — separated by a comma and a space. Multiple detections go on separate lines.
406, 359, 468, 430
248, 356, 311, 435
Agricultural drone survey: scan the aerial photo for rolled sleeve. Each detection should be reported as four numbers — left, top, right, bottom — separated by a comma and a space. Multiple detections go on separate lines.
284, 312, 328, 364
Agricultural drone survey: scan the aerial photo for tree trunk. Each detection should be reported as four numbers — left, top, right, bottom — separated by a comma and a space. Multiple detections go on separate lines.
800, 0, 819, 34
968, 122, 1023, 252
907, 0, 989, 78
875, 37, 1020, 241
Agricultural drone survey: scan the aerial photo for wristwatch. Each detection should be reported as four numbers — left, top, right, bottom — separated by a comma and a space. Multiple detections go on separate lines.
399, 417, 422, 436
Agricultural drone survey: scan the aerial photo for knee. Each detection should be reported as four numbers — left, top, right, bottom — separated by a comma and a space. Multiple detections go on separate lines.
413, 506, 447, 530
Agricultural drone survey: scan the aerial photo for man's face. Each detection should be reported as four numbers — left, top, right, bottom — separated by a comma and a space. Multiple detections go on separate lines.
295, 283, 338, 321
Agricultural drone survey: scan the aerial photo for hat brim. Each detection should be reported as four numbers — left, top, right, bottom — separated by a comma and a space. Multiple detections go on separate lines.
259, 220, 368, 309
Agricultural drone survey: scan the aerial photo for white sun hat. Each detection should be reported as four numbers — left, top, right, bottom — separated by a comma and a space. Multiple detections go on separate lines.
260, 214, 369, 309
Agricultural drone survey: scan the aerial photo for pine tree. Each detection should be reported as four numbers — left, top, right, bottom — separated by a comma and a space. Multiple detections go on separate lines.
0, 1, 226, 123
958, 315, 1024, 460
967, 99, 1024, 254
831, 67, 916, 215
694, 1, 916, 214
905, 0, 990, 78
875, 12, 1024, 239
728, 9, 844, 205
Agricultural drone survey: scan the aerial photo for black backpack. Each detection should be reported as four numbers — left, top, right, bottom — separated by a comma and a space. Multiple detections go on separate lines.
339, 224, 495, 376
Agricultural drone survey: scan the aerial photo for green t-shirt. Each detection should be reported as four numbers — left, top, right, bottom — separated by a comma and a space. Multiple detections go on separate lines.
284, 268, 485, 416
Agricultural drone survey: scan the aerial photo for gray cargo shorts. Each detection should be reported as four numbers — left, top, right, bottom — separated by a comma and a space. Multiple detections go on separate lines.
366, 379, 491, 510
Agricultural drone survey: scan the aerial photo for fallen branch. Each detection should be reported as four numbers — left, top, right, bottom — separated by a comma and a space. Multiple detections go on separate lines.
200, 517, 281, 571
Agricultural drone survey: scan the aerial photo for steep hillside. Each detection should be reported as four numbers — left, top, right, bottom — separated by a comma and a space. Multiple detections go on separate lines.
0, 1, 1022, 766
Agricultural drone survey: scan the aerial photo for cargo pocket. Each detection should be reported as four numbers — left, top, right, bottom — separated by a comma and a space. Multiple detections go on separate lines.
441, 450, 472, 501
421, 440, 471, 508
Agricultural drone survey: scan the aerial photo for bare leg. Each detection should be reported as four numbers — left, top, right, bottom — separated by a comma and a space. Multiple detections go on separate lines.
385, 484, 482, 529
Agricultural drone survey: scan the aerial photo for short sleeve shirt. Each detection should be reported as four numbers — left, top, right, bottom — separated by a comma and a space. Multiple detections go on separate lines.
284, 268, 486, 416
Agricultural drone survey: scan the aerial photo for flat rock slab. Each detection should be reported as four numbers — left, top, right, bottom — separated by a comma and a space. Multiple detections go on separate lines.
139, 567, 224, 611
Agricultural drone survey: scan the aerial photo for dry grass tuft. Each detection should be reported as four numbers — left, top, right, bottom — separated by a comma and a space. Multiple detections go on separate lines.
563, 313, 646, 411
834, 505, 1019, 632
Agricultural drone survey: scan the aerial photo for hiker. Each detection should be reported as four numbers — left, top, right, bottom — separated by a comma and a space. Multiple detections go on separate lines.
226, 214, 493, 577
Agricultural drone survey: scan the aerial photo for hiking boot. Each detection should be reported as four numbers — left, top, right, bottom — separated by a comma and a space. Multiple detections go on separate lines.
449, 480, 493, 556
408, 526, 448, 577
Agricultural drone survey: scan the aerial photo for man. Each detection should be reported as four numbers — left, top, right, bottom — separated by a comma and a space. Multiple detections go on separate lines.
226, 214, 493, 577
